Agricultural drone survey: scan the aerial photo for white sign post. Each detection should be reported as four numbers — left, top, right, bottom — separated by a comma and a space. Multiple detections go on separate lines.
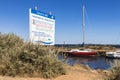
29, 9, 55, 45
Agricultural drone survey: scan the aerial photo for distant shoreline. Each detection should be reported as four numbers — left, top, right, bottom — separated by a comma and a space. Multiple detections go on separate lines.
55, 44, 120, 48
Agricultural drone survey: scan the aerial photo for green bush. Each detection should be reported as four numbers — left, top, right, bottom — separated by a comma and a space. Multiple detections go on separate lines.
0, 33, 66, 78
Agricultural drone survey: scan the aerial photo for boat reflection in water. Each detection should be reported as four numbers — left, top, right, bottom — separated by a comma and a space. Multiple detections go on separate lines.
58, 54, 112, 69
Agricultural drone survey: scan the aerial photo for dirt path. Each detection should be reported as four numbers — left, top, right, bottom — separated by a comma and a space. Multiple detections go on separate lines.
0, 65, 105, 80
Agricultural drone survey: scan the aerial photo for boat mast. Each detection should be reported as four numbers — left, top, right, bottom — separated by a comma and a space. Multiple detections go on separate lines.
82, 4, 85, 48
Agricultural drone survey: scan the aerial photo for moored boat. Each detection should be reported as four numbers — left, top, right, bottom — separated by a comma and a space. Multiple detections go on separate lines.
65, 49, 97, 56
64, 3, 98, 57
106, 50, 120, 58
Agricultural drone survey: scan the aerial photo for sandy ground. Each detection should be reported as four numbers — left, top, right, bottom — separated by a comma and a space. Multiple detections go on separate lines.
0, 65, 106, 80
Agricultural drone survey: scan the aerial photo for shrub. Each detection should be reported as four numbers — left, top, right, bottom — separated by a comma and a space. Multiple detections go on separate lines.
41, 56, 66, 78
0, 33, 66, 78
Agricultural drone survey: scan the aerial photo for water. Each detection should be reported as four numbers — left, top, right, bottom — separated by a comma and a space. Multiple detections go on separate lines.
58, 54, 120, 69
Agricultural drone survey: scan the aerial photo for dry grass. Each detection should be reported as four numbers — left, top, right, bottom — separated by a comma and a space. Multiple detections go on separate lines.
104, 60, 120, 80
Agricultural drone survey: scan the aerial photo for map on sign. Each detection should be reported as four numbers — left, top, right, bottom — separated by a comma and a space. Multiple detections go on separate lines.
29, 9, 55, 45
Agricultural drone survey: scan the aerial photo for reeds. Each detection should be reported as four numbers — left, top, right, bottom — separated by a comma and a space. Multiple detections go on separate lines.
105, 60, 120, 80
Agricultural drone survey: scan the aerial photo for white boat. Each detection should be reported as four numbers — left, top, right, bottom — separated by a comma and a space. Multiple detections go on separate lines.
106, 50, 120, 58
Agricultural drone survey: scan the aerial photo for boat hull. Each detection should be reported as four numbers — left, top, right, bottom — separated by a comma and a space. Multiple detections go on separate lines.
66, 52, 97, 56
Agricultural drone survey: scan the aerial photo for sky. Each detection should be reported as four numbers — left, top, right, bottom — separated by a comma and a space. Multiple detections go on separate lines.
0, 0, 120, 44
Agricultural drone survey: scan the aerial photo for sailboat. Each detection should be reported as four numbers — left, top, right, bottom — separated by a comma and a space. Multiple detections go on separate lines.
65, 4, 97, 56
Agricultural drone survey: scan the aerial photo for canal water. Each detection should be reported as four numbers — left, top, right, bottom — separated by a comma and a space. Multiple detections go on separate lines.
58, 54, 120, 70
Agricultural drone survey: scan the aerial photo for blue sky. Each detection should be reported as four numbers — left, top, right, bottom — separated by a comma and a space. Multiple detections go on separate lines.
0, 0, 120, 44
